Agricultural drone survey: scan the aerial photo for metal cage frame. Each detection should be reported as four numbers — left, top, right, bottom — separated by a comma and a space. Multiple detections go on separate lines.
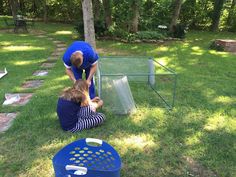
96, 56, 177, 110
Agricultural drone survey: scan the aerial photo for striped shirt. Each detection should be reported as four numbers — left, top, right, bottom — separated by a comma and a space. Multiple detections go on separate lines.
69, 105, 105, 133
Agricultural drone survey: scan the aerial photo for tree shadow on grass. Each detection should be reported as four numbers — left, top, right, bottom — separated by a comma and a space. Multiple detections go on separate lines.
1, 31, 236, 177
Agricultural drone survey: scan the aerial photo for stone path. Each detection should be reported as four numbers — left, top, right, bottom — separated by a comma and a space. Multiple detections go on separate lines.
22, 80, 44, 89
33, 70, 49, 76
41, 62, 56, 68
0, 113, 18, 132
3, 93, 33, 106
0, 33, 67, 132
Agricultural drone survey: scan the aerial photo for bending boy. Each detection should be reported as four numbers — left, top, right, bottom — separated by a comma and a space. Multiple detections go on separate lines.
62, 41, 98, 99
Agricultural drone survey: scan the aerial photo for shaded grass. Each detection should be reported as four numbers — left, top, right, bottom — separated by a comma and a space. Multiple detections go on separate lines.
0, 21, 236, 177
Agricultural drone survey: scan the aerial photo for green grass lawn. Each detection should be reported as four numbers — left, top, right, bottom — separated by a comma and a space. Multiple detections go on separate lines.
0, 21, 236, 177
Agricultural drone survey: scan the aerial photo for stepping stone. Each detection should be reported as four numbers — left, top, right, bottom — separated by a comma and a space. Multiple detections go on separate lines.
55, 47, 66, 52
56, 44, 67, 47
53, 40, 64, 44
48, 37, 54, 40
0, 113, 18, 132
48, 56, 58, 61
3, 93, 33, 106
41, 62, 55, 68
33, 70, 48, 76
51, 52, 62, 57
22, 80, 44, 89
37, 35, 47, 38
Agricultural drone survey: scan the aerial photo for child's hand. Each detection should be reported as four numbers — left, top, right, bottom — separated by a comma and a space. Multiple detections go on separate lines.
92, 97, 101, 102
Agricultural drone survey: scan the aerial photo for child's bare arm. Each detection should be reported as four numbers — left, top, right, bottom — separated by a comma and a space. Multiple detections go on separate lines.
91, 97, 103, 110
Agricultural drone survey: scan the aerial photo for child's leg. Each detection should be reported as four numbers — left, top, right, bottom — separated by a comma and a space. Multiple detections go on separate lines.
70, 113, 105, 132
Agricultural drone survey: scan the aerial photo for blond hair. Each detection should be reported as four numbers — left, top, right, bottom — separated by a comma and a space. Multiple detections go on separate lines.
60, 87, 83, 103
73, 79, 90, 105
60, 79, 90, 105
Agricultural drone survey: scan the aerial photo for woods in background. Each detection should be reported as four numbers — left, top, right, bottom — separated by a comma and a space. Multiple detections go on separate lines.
1, 0, 236, 33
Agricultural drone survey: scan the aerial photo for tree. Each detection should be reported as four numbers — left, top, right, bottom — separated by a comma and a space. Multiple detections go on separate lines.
93, 0, 101, 22
8, 0, 19, 20
169, 0, 183, 32
103, 0, 112, 29
0, 0, 4, 14
129, 0, 141, 33
43, 0, 48, 23
82, 0, 96, 49
180, 0, 197, 28
226, 0, 236, 26
211, 0, 225, 31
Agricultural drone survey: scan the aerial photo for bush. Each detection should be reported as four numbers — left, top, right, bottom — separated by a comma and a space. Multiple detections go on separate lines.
172, 24, 186, 39
136, 31, 166, 40
106, 25, 129, 38
74, 21, 84, 40
74, 20, 106, 39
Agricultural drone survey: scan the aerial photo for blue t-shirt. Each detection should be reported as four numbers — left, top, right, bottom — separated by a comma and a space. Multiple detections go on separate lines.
62, 41, 99, 70
56, 98, 81, 131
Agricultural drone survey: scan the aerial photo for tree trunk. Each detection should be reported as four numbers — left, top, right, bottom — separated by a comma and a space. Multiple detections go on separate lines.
82, 0, 96, 49
8, 0, 19, 20
93, 0, 101, 21
226, 0, 236, 26
211, 0, 225, 31
103, 0, 112, 29
129, 0, 140, 33
169, 0, 183, 32
0, 0, 4, 15
19, 0, 24, 13
43, 0, 48, 23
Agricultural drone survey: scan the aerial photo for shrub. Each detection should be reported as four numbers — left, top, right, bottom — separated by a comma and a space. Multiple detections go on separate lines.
74, 20, 106, 39
106, 25, 129, 38
136, 31, 166, 40
74, 21, 84, 39
172, 24, 186, 39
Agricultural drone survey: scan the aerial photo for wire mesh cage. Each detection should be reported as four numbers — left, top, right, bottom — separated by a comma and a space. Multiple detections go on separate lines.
96, 56, 177, 114
52, 138, 122, 177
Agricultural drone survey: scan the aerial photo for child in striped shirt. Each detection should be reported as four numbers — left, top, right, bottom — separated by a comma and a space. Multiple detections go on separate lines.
57, 79, 105, 132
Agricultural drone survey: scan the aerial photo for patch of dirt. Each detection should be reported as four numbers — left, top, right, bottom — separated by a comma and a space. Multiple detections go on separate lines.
183, 156, 218, 177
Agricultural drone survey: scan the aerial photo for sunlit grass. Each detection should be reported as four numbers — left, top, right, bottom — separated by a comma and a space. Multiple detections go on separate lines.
11, 60, 39, 66
2, 46, 45, 51
55, 30, 72, 35
0, 24, 236, 177
213, 96, 235, 104
111, 134, 156, 153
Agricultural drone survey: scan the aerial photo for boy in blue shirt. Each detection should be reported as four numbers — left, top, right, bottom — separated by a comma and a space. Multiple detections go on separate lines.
62, 41, 98, 99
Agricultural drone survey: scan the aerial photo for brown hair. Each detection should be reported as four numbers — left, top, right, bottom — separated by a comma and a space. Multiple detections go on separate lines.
60, 87, 83, 103
70, 52, 83, 67
60, 79, 90, 105
73, 79, 90, 105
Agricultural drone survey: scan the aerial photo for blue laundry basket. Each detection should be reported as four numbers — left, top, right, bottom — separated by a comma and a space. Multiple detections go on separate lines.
52, 138, 122, 177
